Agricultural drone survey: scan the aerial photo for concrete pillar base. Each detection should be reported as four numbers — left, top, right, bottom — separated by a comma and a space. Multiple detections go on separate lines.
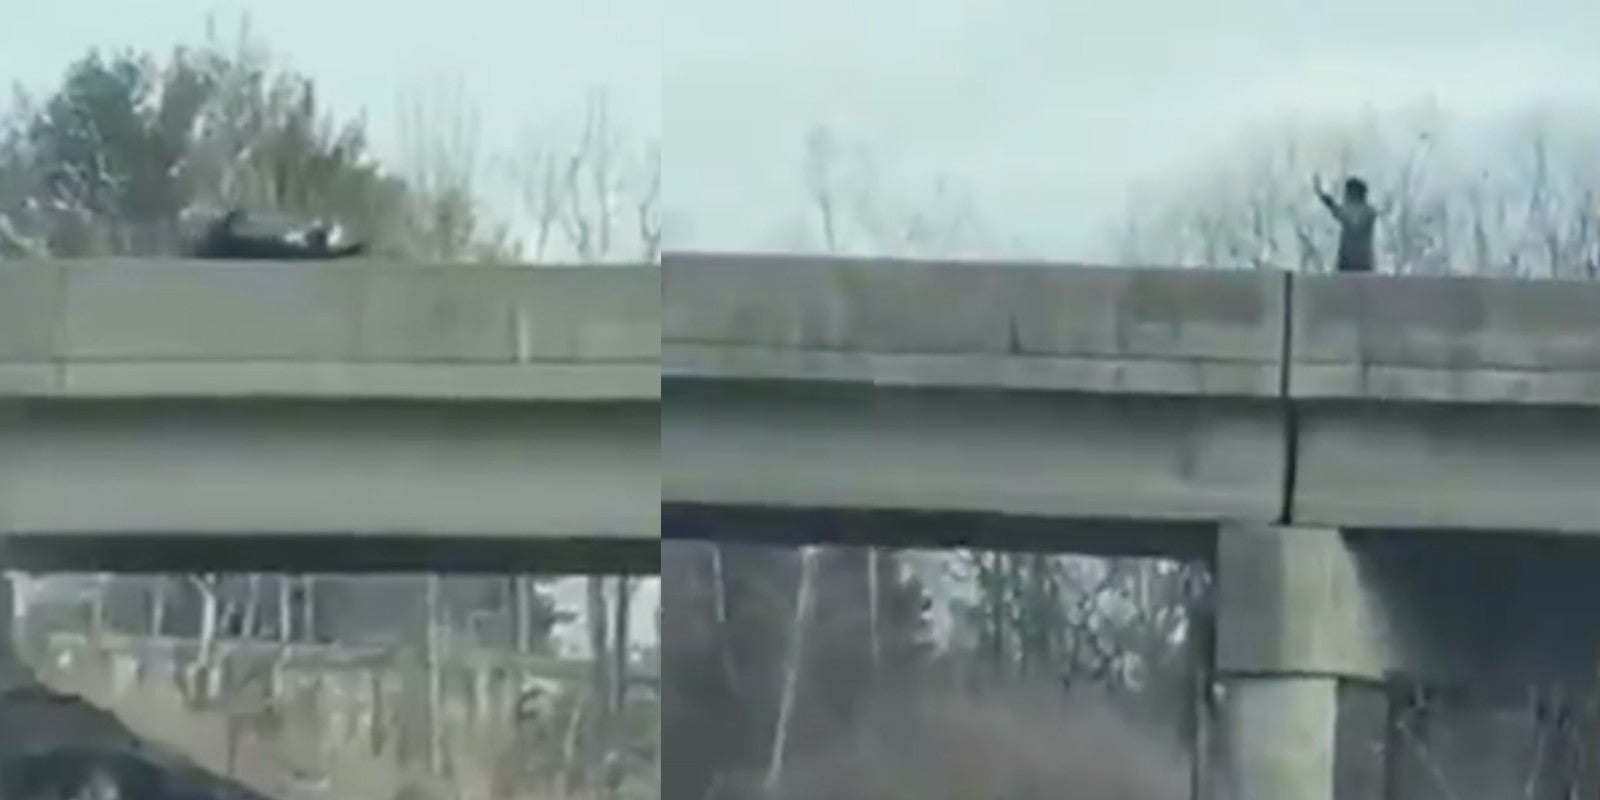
0, 570, 23, 690
1213, 524, 1400, 800
1215, 675, 1393, 800
1221, 675, 1338, 800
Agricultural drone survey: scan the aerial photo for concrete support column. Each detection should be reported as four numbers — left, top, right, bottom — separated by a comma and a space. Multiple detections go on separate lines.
1214, 523, 1395, 800
0, 569, 20, 690
1223, 676, 1338, 800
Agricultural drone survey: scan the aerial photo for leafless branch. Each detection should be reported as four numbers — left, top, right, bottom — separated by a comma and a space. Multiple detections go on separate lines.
515, 88, 658, 264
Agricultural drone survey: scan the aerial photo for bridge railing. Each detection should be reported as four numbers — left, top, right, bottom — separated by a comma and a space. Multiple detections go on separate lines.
0, 260, 660, 400
664, 251, 1600, 407
1289, 272, 1600, 405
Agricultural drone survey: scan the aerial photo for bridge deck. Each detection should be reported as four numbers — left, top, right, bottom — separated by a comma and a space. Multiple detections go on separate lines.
664, 252, 1600, 545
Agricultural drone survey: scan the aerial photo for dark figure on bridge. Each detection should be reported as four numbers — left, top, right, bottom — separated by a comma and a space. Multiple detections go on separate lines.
191, 209, 367, 260
1313, 175, 1377, 273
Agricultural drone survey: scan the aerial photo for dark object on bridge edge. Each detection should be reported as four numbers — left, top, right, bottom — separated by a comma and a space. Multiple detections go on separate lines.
192, 209, 367, 260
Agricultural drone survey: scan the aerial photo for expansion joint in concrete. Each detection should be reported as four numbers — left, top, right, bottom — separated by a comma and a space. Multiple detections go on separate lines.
1276, 271, 1299, 527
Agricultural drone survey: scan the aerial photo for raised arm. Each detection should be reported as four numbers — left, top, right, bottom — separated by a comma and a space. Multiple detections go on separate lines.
1319, 190, 1342, 217
1311, 175, 1343, 222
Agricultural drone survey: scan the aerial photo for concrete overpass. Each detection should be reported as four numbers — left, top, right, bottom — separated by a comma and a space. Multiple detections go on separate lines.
664, 251, 1600, 541
663, 251, 1600, 800
0, 259, 659, 574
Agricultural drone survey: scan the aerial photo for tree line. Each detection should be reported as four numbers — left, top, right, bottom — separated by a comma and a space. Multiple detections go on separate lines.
0, 20, 661, 264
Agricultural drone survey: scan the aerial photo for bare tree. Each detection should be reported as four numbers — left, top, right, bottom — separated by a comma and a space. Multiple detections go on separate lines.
298, 575, 315, 643
150, 576, 168, 639
178, 574, 224, 709
1115, 103, 1600, 278
277, 575, 292, 644
797, 123, 988, 257
611, 576, 634, 723
764, 546, 821, 796
511, 575, 534, 653
582, 575, 614, 794
240, 574, 262, 640
396, 83, 520, 262
515, 89, 661, 264
425, 574, 443, 774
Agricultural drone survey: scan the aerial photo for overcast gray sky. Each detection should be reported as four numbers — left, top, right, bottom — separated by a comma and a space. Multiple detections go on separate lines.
669, 0, 1600, 259
6, 1, 1596, 261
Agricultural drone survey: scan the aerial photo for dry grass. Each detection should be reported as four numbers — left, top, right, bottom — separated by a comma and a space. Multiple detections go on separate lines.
757, 682, 1190, 800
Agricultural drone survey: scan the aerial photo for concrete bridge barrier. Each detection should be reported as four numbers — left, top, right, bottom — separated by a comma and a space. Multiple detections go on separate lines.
0, 260, 661, 573
0, 260, 658, 400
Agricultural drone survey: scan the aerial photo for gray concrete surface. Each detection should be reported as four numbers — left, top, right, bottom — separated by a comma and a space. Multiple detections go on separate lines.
1291, 403, 1600, 532
0, 260, 660, 572
665, 383, 1283, 530
1220, 676, 1340, 800
0, 260, 659, 400
0, 398, 658, 572
1289, 272, 1600, 405
1215, 524, 1392, 680
0, 400, 657, 541
664, 253, 1600, 535
664, 252, 1284, 396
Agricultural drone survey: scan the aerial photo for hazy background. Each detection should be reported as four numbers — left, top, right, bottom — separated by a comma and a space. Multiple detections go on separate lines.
666, 0, 1600, 259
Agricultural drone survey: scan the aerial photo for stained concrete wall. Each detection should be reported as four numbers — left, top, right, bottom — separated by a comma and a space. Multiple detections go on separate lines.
663, 253, 1292, 548
667, 252, 1600, 405
0, 260, 659, 400
0, 260, 661, 572
1291, 403, 1600, 532
664, 252, 1284, 395
1287, 273, 1600, 530
1289, 272, 1600, 405
665, 382, 1283, 542
0, 399, 659, 570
